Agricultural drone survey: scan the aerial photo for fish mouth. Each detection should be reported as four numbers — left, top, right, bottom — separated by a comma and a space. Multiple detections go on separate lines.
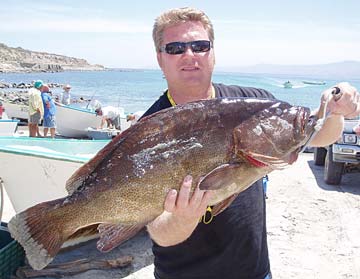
244, 153, 269, 167
242, 152, 287, 169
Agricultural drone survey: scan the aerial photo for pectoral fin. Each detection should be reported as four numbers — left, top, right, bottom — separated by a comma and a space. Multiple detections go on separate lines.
96, 223, 145, 252
199, 164, 243, 190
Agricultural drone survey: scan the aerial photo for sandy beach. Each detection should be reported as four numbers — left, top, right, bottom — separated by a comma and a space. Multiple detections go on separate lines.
1, 153, 359, 278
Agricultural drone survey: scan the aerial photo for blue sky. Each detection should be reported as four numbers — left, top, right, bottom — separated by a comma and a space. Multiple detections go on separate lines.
1, 0, 359, 69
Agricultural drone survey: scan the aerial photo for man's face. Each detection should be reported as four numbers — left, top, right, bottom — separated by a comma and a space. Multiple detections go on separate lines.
157, 21, 215, 89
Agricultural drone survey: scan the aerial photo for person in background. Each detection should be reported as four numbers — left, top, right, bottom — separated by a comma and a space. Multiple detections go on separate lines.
126, 110, 145, 126
28, 80, 44, 137
41, 84, 57, 138
0, 101, 4, 119
60, 84, 71, 105
141, 7, 360, 279
100, 106, 122, 130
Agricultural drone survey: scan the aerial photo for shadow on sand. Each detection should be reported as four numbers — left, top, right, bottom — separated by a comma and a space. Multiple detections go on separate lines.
29, 230, 154, 279
307, 160, 360, 195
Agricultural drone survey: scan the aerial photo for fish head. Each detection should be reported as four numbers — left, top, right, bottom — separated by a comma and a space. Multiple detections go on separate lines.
234, 101, 317, 168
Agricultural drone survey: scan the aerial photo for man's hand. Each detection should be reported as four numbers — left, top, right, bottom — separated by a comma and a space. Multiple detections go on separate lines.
164, 175, 212, 220
147, 175, 213, 247
311, 82, 359, 147
322, 82, 360, 118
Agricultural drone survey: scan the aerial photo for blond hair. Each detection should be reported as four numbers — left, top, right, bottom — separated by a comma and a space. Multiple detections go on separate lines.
153, 7, 214, 52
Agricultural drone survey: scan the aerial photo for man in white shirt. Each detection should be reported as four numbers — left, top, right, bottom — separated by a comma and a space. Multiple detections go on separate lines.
60, 84, 71, 105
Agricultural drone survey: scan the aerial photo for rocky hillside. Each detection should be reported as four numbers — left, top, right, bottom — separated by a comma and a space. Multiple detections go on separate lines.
0, 42, 105, 73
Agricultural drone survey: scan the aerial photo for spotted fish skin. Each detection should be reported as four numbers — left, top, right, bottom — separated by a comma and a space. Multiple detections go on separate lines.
8, 97, 317, 270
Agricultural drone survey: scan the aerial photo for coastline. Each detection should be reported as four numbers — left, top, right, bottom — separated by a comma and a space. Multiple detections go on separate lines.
1, 153, 359, 278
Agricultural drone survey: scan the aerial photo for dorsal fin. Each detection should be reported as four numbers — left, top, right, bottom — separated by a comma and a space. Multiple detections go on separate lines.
65, 108, 169, 195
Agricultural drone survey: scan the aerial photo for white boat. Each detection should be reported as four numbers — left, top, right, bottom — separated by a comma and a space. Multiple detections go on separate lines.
0, 136, 109, 213
302, 80, 326, 85
56, 104, 103, 138
87, 127, 121, 140
0, 119, 19, 136
2, 102, 28, 120
283, 81, 293, 88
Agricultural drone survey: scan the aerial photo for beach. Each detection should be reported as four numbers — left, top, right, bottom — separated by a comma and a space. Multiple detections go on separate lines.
2, 152, 360, 278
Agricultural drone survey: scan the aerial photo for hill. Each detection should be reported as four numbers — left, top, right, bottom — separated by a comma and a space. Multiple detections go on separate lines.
0, 42, 104, 73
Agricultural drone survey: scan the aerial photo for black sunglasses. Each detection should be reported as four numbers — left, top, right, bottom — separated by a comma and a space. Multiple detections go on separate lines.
160, 40, 212, 55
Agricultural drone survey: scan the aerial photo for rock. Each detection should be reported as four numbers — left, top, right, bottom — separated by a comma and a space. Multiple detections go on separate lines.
0, 42, 105, 73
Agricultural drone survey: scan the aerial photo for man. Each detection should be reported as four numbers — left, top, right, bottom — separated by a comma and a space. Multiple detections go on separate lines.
60, 84, 71, 105
126, 110, 145, 126
28, 80, 44, 137
40, 84, 57, 138
143, 7, 360, 279
99, 106, 122, 130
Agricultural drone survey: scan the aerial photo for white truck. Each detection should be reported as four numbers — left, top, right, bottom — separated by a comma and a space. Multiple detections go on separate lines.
313, 116, 360, 185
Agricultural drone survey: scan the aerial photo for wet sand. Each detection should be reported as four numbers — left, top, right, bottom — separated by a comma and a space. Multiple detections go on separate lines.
1, 153, 359, 278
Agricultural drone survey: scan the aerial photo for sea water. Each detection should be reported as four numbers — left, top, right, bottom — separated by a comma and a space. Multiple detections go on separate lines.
1, 70, 359, 113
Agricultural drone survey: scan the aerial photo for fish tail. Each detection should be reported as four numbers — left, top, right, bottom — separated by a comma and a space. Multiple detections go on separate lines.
8, 199, 68, 270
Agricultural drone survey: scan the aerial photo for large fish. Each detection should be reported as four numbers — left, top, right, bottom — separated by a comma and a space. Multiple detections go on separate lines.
9, 97, 318, 270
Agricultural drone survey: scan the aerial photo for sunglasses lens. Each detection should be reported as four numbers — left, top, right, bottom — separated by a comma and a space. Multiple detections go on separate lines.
165, 42, 186, 55
163, 40, 211, 55
191, 41, 211, 53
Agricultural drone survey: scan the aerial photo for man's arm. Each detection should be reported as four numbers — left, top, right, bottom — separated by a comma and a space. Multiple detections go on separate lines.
147, 175, 212, 247
309, 82, 360, 147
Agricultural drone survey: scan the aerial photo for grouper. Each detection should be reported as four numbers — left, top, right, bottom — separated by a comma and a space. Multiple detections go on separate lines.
8, 97, 318, 270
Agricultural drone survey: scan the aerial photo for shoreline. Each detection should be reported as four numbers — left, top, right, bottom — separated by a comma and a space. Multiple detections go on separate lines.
1, 153, 359, 278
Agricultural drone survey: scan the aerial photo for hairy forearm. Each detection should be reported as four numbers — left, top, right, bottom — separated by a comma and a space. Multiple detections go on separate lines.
147, 211, 199, 247
309, 114, 344, 147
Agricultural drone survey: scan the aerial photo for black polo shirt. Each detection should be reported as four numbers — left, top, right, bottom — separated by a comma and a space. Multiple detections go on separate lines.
142, 83, 275, 279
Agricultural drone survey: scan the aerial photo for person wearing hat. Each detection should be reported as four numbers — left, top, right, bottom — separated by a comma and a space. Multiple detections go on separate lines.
126, 110, 145, 126
28, 80, 44, 137
60, 84, 72, 105
41, 84, 57, 138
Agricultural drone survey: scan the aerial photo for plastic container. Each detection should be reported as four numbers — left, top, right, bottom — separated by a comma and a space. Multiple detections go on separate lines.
0, 222, 25, 279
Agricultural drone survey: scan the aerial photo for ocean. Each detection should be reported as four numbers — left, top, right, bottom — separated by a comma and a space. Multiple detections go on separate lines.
1, 70, 359, 114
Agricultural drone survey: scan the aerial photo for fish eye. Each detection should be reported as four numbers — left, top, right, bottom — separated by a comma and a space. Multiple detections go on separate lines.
275, 108, 283, 116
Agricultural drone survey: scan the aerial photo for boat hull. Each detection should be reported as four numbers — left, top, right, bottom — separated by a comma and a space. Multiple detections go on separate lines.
0, 137, 109, 212
302, 80, 326, 85
56, 104, 102, 138
3, 102, 28, 120
0, 119, 19, 136
87, 127, 121, 140
1, 152, 80, 212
